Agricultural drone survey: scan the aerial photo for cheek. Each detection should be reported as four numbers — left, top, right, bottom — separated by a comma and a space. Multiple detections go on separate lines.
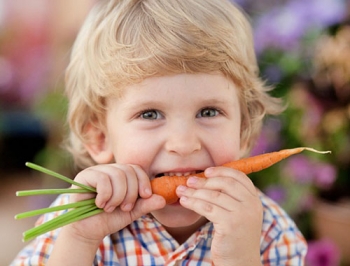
209, 130, 241, 164
110, 131, 155, 167
214, 142, 240, 164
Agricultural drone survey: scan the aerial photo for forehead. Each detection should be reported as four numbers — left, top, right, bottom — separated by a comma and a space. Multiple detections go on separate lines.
106, 73, 241, 110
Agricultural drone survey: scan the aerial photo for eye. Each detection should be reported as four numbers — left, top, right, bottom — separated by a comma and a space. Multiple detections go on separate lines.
140, 109, 161, 120
197, 107, 220, 118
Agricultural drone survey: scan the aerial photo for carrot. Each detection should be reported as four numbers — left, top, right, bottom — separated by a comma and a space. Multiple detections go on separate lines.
151, 147, 330, 204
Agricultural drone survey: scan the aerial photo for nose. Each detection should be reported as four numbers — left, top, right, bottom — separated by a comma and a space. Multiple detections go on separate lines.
165, 122, 201, 156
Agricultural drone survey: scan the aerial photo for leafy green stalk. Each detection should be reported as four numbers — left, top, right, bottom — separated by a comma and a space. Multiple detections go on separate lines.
25, 162, 96, 192
15, 198, 96, 219
15, 162, 104, 242
16, 188, 93, 196
23, 205, 102, 242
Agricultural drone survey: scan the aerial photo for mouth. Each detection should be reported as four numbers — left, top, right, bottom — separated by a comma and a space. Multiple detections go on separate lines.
154, 170, 202, 178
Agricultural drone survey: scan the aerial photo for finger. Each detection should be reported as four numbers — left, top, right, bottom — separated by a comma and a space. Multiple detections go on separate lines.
185, 175, 255, 202
130, 194, 166, 220
100, 165, 136, 212
117, 165, 139, 212
92, 164, 147, 212
76, 165, 128, 211
129, 164, 152, 198
74, 168, 114, 208
177, 185, 237, 211
178, 185, 263, 228
204, 166, 257, 196
178, 192, 229, 223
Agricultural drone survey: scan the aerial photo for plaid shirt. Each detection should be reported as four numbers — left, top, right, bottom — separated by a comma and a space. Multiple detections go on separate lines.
11, 191, 307, 265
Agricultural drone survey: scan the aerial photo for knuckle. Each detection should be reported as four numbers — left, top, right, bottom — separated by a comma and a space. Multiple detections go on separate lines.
74, 169, 89, 182
123, 164, 135, 174
127, 164, 141, 172
112, 167, 126, 178
225, 176, 236, 184
98, 172, 111, 182
201, 201, 214, 213
223, 177, 237, 188
209, 190, 221, 199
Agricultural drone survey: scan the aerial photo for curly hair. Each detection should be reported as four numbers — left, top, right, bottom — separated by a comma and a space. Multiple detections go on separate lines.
64, 0, 284, 168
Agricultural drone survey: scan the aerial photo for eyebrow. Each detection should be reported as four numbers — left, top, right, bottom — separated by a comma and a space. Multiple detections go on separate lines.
124, 99, 167, 109
198, 98, 232, 105
128, 97, 232, 108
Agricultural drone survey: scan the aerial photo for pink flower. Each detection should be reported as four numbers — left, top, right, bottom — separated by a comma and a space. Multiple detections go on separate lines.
264, 185, 286, 204
282, 155, 337, 189
313, 164, 337, 189
282, 155, 314, 184
306, 239, 341, 266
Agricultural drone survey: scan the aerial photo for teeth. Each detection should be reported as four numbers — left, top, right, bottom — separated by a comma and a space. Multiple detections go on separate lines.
163, 171, 196, 177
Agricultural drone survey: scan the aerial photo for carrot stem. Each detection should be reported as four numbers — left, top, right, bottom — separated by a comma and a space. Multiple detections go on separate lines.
16, 163, 99, 242
15, 198, 96, 220
25, 162, 96, 193
23, 204, 102, 242
16, 188, 93, 196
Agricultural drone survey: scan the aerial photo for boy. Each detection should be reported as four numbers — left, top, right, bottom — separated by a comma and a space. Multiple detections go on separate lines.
12, 0, 307, 265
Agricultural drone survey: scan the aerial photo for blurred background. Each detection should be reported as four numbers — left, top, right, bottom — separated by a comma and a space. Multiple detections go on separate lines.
0, 0, 349, 265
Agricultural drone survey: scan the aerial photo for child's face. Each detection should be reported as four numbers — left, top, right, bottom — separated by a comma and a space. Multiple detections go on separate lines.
105, 73, 242, 228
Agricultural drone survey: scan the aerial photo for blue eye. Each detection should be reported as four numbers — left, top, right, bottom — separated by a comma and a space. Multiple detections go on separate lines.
198, 108, 219, 118
140, 110, 160, 120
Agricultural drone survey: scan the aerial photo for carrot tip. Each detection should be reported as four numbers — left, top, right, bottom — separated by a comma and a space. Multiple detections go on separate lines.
303, 147, 331, 154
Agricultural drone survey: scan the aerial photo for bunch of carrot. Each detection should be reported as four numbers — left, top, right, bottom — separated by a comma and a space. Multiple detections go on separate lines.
15, 147, 330, 241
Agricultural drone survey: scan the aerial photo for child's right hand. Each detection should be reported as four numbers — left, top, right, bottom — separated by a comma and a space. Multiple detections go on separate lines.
63, 164, 166, 243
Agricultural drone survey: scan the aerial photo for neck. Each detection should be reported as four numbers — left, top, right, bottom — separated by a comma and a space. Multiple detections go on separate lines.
164, 217, 208, 244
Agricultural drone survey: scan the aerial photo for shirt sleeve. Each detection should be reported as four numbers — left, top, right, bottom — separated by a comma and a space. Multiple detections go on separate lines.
10, 195, 69, 266
259, 191, 308, 265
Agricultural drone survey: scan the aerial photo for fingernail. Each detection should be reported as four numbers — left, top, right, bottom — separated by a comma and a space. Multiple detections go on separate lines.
187, 176, 198, 185
144, 188, 152, 196
205, 167, 214, 175
177, 185, 187, 192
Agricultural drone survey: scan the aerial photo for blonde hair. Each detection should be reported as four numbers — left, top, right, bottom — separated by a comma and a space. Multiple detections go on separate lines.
65, 0, 283, 168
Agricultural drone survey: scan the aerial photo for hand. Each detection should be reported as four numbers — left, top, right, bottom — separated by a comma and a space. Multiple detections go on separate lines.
176, 166, 263, 266
66, 164, 166, 243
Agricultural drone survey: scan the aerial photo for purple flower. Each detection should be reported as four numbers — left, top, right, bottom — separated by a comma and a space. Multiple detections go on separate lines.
282, 155, 337, 189
253, 0, 346, 54
264, 185, 286, 204
304, 0, 346, 27
306, 239, 341, 266
282, 155, 315, 184
254, 7, 305, 53
313, 163, 337, 189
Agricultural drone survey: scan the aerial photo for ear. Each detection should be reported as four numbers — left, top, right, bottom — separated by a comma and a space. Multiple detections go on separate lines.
84, 123, 114, 164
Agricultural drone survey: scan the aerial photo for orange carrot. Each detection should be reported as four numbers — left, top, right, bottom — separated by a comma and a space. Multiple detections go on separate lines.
151, 147, 330, 204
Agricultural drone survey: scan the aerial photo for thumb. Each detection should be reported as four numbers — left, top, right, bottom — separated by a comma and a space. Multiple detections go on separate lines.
130, 194, 166, 219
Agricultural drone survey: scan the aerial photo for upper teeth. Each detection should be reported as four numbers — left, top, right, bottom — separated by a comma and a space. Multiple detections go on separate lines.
164, 171, 196, 177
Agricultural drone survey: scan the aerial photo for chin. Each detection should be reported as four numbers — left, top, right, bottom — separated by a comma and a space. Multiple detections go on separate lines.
151, 203, 204, 228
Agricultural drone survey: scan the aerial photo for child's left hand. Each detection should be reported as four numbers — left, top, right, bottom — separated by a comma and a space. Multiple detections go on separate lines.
176, 166, 263, 266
